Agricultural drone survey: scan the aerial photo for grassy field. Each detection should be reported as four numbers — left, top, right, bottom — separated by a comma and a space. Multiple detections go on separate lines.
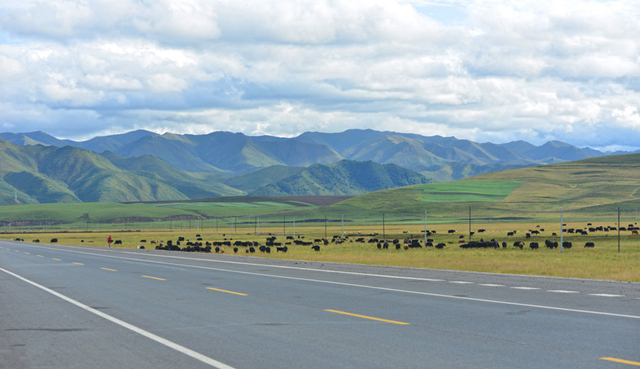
3, 220, 638, 282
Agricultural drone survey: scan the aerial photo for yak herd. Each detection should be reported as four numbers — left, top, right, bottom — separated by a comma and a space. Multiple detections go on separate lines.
147, 234, 327, 254
91, 221, 639, 255
5, 221, 638, 255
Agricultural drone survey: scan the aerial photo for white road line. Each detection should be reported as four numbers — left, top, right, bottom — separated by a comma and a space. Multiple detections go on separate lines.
449, 281, 474, 284
18, 243, 456, 283
589, 294, 625, 298
9, 245, 640, 320
479, 284, 505, 287
0, 267, 236, 369
511, 287, 541, 290
548, 290, 580, 294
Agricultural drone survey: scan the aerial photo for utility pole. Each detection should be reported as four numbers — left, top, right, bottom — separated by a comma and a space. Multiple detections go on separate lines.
618, 207, 621, 254
424, 210, 427, 244
468, 206, 471, 241
324, 215, 327, 238
383, 213, 385, 241
560, 207, 563, 254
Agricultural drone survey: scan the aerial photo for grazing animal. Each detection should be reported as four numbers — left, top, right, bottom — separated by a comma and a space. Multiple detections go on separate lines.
460, 240, 499, 249
311, 245, 320, 252
51, 238, 58, 243
584, 242, 595, 248
114, 240, 122, 245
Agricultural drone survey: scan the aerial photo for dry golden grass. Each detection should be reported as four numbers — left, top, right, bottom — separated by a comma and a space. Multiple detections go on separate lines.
3, 221, 639, 282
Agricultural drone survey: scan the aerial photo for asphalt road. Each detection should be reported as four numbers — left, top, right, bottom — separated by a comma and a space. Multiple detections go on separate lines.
1, 239, 639, 369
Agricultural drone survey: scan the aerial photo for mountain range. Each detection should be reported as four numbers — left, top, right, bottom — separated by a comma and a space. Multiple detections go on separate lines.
0, 129, 631, 204
2, 129, 628, 176
0, 138, 428, 204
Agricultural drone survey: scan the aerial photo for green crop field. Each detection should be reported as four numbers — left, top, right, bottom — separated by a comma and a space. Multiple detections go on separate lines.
418, 180, 522, 202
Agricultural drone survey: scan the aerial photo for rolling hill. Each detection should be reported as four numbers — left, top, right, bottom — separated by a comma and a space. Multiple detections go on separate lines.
0, 140, 243, 205
223, 165, 306, 193
251, 160, 430, 196
323, 153, 640, 220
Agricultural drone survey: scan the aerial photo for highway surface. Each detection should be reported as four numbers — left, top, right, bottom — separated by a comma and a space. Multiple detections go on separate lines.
1, 239, 639, 369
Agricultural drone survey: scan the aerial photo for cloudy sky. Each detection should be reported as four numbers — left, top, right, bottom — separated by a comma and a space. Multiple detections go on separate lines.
0, 0, 639, 151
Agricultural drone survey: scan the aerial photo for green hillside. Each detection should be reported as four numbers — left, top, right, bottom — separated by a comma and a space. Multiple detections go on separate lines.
0, 140, 240, 205
100, 152, 242, 198
251, 160, 430, 196
322, 153, 640, 221
224, 165, 306, 193
1, 154, 638, 226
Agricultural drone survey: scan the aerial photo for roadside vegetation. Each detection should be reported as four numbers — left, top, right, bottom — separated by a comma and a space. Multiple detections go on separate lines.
2, 220, 638, 282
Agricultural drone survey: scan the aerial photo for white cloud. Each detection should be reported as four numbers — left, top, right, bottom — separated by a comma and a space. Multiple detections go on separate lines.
0, 0, 639, 150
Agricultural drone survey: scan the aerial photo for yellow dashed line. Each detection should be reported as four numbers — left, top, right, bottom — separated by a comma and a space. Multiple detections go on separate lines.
601, 357, 640, 367
142, 275, 166, 281
206, 287, 247, 296
73, 262, 84, 265
37, 255, 44, 257
101, 267, 117, 272
325, 309, 410, 325
24, 252, 30, 255
52, 258, 61, 261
